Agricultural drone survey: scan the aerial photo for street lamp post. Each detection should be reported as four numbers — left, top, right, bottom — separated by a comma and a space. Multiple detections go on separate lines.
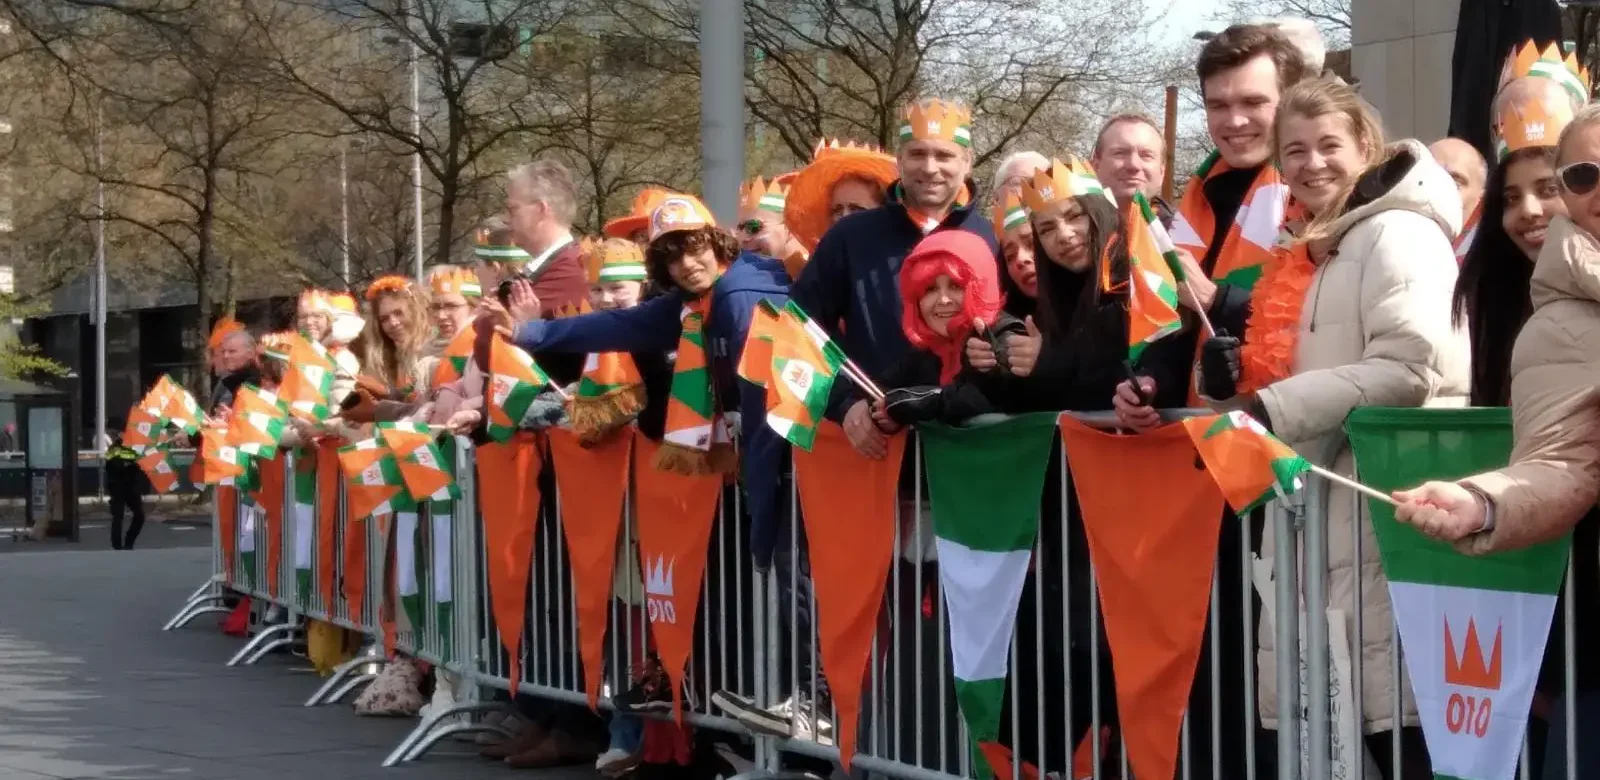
408, 9, 425, 283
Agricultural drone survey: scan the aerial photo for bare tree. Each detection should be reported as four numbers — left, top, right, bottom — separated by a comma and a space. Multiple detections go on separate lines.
1216, 0, 1351, 46
613, 0, 1168, 181
251, 0, 585, 267
0, 0, 309, 374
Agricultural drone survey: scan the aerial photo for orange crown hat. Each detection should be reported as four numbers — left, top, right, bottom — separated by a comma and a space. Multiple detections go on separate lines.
581, 237, 648, 283
991, 188, 1028, 237
319, 291, 365, 346
898, 97, 973, 148
298, 288, 328, 313
427, 265, 482, 297
774, 170, 800, 187
551, 300, 594, 319
259, 330, 294, 361
1020, 156, 1116, 213
207, 315, 245, 351
1496, 93, 1575, 160
604, 187, 673, 240
739, 176, 789, 215
783, 138, 898, 252
1499, 40, 1591, 106
364, 274, 413, 303
647, 193, 717, 242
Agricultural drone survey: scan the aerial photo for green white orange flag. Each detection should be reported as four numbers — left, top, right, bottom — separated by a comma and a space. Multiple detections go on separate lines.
432, 324, 476, 389
123, 407, 165, 452
1348, 408, 1570, 780
395, 510, 425, 635
226, 385, 289, 458
1125, 193, 1184, 362
278, 333, 337, 422
920, 413, 1060, 778
337, 438, 415, 520
200, 428, 251, 486
486, 335, 553, 443
137, 448, 181, 494
1182, 411, 1310, 514
764, 302, 847, 451
158, 378, 203, 435
292, 454, 317, 609
736, 300, 784, 387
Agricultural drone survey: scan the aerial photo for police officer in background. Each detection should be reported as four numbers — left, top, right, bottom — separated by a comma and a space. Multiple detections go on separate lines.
104, 417, 146, 550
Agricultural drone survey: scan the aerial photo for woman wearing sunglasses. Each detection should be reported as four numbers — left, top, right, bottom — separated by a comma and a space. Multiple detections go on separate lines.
1455, 77, 1580, 407
1396, 102, 1600, 780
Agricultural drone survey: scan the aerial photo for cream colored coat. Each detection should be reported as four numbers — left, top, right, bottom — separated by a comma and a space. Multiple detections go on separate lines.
1252, 140, 1471, 733
1459, 215, 1600, 553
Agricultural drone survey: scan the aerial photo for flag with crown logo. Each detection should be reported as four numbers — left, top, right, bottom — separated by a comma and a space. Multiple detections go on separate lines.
278, 333, 337, 421
226, 385, 289, 458
337, 438, 416, 520
1375, 522, 1568, 779
158, 377, 203, 435
1125, 193, 1184, 362
137, 449, 181, 494
486, 335, 553, 443
376, 422, 459, 503
764, 303, 847, 451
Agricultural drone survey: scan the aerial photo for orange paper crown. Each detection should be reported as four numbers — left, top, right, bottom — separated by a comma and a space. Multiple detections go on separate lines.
739, 176, 789, 215
991, 188, 1028, 237
428, 265, 483, 297
298, 288, 328, 312
581, 237, 648, 283
1020, 157, 1115, 213
551, 301, 594, 319
1499, 40, 1591, 103
898, 98, 973, 148
208, 315, 245, 350
1496, 94, 1574, 158
365, 275, 413, 302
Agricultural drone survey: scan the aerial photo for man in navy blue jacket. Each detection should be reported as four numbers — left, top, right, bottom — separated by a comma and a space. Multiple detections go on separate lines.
788, 97, 1000, 459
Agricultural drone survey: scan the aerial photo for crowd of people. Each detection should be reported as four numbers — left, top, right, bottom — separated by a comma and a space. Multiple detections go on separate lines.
183, 14, 1600, 780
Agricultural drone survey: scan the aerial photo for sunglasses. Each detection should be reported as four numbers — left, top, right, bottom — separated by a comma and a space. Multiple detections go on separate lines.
1559, 161, 1600, 196
738, 219, 766, 237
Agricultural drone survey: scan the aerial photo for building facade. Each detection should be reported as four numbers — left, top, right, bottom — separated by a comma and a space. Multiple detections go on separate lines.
1351, 0, 1458, 141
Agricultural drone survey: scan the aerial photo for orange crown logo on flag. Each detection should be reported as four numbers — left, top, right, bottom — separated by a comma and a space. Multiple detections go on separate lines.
1443, 617, 1503, 691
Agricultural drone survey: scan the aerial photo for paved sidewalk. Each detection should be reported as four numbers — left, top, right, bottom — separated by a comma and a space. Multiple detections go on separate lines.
0, 545, 597, 779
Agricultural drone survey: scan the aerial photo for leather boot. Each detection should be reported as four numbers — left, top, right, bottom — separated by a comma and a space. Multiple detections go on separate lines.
506, 728, 598, 769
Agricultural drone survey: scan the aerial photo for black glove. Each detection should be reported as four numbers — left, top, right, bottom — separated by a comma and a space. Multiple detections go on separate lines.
882, 386, 944, 427
1199, 331, 1241, 401
985, 318, 1028, 376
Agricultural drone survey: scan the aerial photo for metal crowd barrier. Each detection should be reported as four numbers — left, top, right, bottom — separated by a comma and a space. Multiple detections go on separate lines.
158, 411, 1584, 778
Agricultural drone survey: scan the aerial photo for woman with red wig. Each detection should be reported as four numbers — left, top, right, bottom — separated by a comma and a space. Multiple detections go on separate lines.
867, 230, 1019, 430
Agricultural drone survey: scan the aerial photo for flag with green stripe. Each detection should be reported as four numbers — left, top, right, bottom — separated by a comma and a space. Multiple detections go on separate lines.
292, 452, 317, 609
395, 511, 425, 635
486, 336, 552, 442
1125, 193, 1184, 362
920, 413, 1059, 778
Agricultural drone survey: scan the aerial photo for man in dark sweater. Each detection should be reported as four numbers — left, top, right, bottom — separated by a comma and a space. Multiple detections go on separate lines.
790, 97, 999, 459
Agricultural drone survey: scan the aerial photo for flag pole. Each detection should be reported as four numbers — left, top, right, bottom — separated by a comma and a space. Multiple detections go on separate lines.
1183, 280, 1217, 338
1307, 463, 1396, 507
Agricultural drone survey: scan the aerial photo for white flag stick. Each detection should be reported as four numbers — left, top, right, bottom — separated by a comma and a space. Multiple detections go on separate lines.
1308, 463, 1397, 507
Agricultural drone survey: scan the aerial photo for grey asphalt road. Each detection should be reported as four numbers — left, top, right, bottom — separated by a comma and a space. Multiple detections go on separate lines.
0, 540, 601, 779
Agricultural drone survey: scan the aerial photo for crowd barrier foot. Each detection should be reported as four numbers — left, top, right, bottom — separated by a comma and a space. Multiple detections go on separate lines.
725, 770, 814, 780
226, 621, 299, 667
163, 580, 230, 631
305, 645, 385, 706
380, 702, 518, 767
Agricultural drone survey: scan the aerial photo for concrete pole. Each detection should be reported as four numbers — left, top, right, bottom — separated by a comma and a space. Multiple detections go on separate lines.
698, 0, 745, 225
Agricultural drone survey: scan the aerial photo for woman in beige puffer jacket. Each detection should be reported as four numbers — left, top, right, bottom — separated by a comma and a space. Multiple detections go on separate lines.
1200, 79, 1469, 772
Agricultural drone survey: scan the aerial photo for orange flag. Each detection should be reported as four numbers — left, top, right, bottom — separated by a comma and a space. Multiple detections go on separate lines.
315, 441, 342, 610
548, 428, 632, 709
137, 450, 181, 494
977, 742, 1040, 780
217, 485, 239, 582
633, 431, 723, 722
792, 423, 905, 771
250, 455, 287, 599
476, 434, 542, 692
1057, 416, 1225, 780
343, 514, 368, 620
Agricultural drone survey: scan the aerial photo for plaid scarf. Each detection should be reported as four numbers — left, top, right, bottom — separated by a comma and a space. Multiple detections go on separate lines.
656, 293, 737, 475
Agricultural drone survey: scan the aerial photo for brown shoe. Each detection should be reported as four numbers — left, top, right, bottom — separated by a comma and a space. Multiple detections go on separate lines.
505, 729, 598, 769
480, 722, 549, 760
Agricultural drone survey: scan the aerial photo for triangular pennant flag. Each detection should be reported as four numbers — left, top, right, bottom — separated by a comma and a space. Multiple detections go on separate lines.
1058, 416, 1226, 780
792, 423, 906, 771
919, 412, 1060, 776
395, 511, 424, 636
429, 495, 455, 664
548, 428, 632, 709
1183, 411, 1310, 514
315, 441, 342, 611
476, 435, 542, 693
1347, 408, 1569, 780
633, 430, 723, 722
292, 450, 317, 609
137, 448, 181, 494
487, 335, 554, 442
250, 454, 288, 599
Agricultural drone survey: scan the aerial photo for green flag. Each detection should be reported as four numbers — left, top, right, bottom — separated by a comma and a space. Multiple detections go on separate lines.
920, 413, 1059, 778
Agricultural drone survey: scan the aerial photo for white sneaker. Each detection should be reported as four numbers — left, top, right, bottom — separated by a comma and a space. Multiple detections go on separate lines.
596, 747, 641, 777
